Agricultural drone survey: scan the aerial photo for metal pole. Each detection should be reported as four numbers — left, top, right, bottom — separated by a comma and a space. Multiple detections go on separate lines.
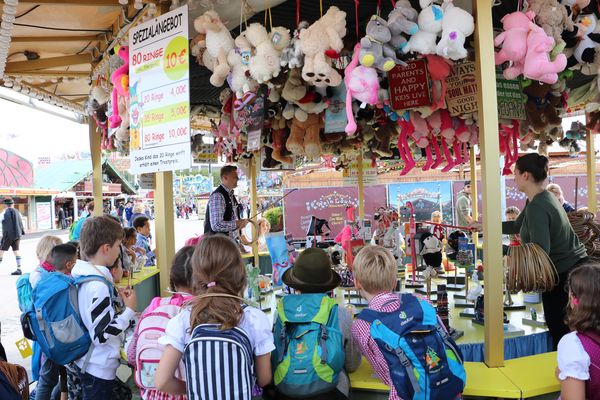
473, 0, 505, 367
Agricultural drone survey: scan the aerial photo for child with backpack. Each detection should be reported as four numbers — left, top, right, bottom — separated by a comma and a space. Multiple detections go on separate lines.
351, 245, 466, 400
155, 235, 274, 399
67, 215, 137, 399
34, 243, 78, 400
27, 235, 63, 291
272, 248, 361, 400
128, 245, 194, 400
557, 262, 600, 400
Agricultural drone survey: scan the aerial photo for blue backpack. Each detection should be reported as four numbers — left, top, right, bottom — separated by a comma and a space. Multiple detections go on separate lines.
357, 293, 466, 400
273, 293, 345, 397
16, 273, 33, 313
69, 215, 89, 241
20, 271, 114, 370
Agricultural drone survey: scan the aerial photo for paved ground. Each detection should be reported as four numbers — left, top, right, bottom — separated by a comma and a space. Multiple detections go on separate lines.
0, 216, 203, 377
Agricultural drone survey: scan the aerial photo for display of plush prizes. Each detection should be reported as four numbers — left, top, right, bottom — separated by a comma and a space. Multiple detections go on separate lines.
495, 11, 536, 79
387, 0, 419, 51
246, 23, 290, 84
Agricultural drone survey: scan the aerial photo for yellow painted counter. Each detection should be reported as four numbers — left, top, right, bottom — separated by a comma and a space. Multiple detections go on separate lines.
117, 266, 161, 312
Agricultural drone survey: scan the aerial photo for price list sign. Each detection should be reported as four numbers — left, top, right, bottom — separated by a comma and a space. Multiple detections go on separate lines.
129, 6, 191, 174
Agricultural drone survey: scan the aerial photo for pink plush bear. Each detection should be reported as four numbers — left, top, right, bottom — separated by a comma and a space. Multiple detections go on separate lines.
494, 11, 535, 80
345, 43, 380, 135
523, 23, 567, 84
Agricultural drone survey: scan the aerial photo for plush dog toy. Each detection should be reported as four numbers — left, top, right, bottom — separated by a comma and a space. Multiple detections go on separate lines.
360, 15, 398, 72
495, 11, 535, 79
403, 0, 444, 55
344, 44, 380, 135
300, 6, 347, 87
387, 0, 419, 51
436, 0, 474, 60
194, 10, 234, 87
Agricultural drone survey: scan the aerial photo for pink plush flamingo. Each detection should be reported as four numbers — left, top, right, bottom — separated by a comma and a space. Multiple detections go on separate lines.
410, 111, 434, 171
397, 115, 416, 176
425, 110, 444, 169
439, 110, 457, 172
109, 46, 130, 129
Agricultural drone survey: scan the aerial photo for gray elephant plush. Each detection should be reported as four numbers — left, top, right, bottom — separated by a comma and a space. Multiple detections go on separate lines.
359, 15, 398, 72
387, 0, 419, 51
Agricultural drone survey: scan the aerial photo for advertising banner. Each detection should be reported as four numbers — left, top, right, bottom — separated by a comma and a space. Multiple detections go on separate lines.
129, 6, 191, 173
283, 186, 387, 240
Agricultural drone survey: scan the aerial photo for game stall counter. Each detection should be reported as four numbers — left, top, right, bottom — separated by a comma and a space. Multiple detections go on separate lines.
117, 266, 161, 312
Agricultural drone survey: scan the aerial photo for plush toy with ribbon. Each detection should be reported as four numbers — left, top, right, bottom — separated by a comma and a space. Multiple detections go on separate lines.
246, 23, 290, 84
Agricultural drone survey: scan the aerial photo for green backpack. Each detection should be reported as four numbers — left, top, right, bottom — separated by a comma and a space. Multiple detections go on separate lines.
273, 293, 345, 397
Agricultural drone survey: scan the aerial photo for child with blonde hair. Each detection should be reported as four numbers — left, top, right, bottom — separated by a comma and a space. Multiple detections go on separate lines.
29, 235, 62, 288
156, 235, 273, 399
351, 245, 465, 400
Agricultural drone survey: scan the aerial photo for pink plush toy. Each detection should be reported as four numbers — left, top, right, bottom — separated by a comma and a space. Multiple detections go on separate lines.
499, 120, 520, 175
494, 11, 534, 80
425, 110, 444, 169
523, 23, 567, 84
109, 46, 130, 129
410, 111, 434, 171
397, 116, 417, 175
345, 43, 380, 135
439, 110, 457, 172
334, 205, 358, 255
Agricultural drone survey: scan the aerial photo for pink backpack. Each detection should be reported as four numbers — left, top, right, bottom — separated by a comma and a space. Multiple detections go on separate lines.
129, 295, 190, 394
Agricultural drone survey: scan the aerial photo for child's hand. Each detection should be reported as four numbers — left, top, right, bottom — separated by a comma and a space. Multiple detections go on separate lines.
119, 287, 137, 310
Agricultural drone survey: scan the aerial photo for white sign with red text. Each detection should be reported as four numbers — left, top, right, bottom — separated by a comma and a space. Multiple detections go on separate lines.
129, 6, 191, 174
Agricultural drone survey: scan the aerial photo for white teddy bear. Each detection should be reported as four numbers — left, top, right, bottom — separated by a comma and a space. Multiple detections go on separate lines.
402, 0, 444, 55
245, 23, 290, 84
436, 0, 474, 60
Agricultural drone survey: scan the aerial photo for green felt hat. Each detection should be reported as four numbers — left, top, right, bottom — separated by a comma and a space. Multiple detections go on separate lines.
282, 247, 341, 293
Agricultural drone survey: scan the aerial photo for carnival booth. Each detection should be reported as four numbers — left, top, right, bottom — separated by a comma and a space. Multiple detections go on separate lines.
3, 0, 600, 397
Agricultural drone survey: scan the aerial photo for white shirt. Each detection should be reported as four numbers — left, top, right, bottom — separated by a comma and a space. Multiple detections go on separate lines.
162, 306, 275, 357
557, 331, 591, 381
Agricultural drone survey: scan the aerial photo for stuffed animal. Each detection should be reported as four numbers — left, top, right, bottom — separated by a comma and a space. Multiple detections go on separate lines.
436, 0, 474, 60
372, 122, 397, 157
425, 110, 445, 169
420, 232, 443, 278
194, 10, 234, 87
397, 115, 417, 175
227, 32, 258, 98
280, 21, 309, 69
300, 6, 347, 87
523, 81, 562, 131
499, 120, 520, 175
246, 23, 290, 84
403, 0, 444, 55
282, 68, 331, 122
439, 109, 458, 172
360, 15, 398, 72
411, 110, 435, 171
566, 13, 600, 69
286, 113, 324, 159
387, 0, 419, 51
529, 0, 574, 44
495, 11, 535, 79
109, 46, 129, 130
344, 44, 380, 135
425, 54, 452, 110
523, 22, 567, 84
270, 111, 293, 164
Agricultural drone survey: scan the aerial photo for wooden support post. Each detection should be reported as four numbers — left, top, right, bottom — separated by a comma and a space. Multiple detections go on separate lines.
155, 171, 175, 294
473, 0, 505, 368
470, 148, 479, 250
357, 154, 365, 220
251, 153, 260, 268
89, 118, 103, 216
586, 134, 597, 213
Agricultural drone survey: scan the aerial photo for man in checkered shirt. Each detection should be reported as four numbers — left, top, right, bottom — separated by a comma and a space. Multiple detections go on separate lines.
204, 165, 248, 240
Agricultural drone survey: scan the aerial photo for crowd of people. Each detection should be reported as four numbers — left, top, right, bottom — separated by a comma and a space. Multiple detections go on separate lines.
0, 157, 599, 399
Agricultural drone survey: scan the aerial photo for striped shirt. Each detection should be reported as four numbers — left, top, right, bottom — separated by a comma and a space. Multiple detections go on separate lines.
207, 185, 239, 240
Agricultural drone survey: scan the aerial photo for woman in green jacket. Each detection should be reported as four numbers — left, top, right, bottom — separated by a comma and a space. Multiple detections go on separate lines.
474, 153, 587, 348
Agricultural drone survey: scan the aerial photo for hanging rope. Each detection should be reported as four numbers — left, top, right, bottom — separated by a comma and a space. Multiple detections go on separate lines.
355, 0, 360, 42
296, 0, 301, 28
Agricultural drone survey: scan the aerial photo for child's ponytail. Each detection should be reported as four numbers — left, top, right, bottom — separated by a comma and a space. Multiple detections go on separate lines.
189, 236, 247, 330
